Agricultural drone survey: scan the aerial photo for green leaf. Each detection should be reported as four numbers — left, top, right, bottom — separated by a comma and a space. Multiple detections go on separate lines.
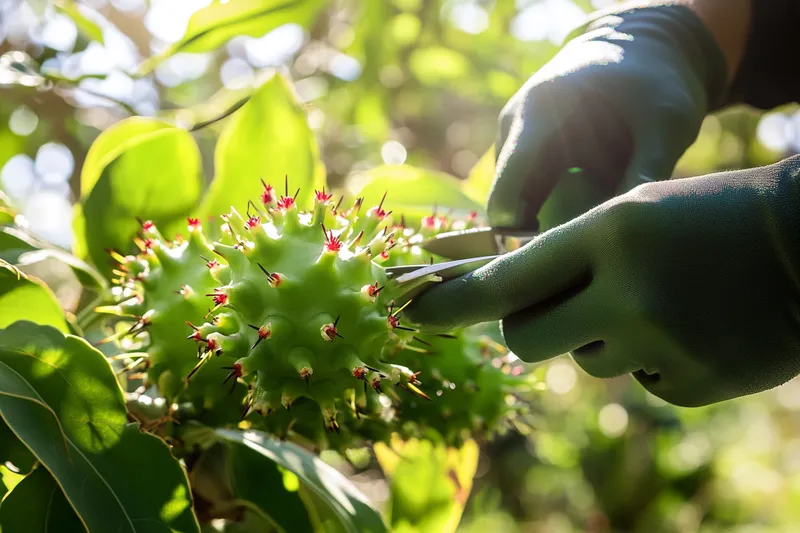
0, 466, 85, 533
0, 321, 200, 533
346, 164, 483, 227
226, 441, 313, 532
74, 118, 203, 276
199, 73, 325, 218
461, 145, 495, 206
137, 0, 328, 75
54, 0, 104, 45
79, 117, 175, 198
374, 436, 479, 533
0, 266, 68, 333
215, 429, 387, 533
189, 441, 312, 533
0, 464, 26, 501
0, 226, 106, 290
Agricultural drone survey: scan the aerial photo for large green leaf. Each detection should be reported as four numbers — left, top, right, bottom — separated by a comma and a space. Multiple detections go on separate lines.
199, 74, 325, 218
0, 226, 106, 290
215, 429, 387, 533
346, 165, 483, 227
137, 0, 328, 75
374, 436, 479, 533
79, 117, 176, 198
0, 264, 68, 333
190, 441, 312, 533
0, 466, 85, 533
73, 117, 203, 276
0, 321, 200, 533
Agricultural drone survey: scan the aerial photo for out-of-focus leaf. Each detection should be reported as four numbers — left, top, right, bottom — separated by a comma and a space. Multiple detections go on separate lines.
0, 226, 106, 290
0, 265, 68, 333
347, 164, 482, 227
54, 0, 104, 44
0, 466, 85, 533
0, 321, 200, 533
137, 0, 328, 75
73, 117, 203, 276
409, 47, 470, 85
216, 429, 387, 533
461, 145, 495, 206
374, 436, 479, 533
199, 74, 324, 218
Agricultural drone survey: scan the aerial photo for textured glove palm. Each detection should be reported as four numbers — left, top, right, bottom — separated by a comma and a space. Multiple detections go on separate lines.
408, 156, 800, 407
491, 4, 728, 231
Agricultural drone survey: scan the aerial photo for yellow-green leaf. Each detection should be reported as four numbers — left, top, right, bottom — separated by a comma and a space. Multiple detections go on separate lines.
374, 436, 479, 533
54, 0, 104, 45
461, 145, 495, 206
0, 267, 68, 333
199, 73, 325, 218
346, 164, 482, 227
73, 118, 203, 276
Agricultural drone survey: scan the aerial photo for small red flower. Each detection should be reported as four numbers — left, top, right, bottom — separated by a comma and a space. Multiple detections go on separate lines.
246, 216, 261, 229
142, 220, 155, 231
315, 188, 333, 202
187, 217, 200, 229
277, 196, 295, 210
260, 181, 274, 204
421, 215, 439, 229
207, 290, 228, 306
352, 367, 367, 379
387, 315, 400, 329
257, 324, 271, 339
206, 337, 219, 352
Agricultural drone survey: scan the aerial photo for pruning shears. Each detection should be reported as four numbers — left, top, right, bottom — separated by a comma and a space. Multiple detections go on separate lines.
385, 227, 539, 305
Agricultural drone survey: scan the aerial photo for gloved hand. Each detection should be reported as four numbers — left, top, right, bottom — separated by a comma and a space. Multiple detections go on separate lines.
407, 156, 800, 407
490, 3, 729, 232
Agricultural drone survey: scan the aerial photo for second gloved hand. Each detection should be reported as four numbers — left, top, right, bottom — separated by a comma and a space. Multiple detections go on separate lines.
407, 156, 800, 407
490, 3, 728, 231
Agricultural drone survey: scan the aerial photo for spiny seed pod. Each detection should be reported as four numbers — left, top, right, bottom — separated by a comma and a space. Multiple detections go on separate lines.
98, 218, 245, 409
103, 178, 533, 449
387, 326, 531, 446
189, 179, 428, 434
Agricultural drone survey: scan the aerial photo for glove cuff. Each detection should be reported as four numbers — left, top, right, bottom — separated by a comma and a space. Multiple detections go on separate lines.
722, 0, 800, 110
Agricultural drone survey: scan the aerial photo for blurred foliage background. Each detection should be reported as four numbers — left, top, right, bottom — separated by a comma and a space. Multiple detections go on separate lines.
2, 0, 800, 532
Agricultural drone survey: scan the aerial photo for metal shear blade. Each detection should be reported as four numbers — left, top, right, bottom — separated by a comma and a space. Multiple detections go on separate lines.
384, 227, 539, 305
385, 255, 499, 305
417, 226, 539, 260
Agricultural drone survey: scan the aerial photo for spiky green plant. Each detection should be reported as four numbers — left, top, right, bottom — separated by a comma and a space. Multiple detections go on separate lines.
102, 178, 532, 448
99, 218, 246, 412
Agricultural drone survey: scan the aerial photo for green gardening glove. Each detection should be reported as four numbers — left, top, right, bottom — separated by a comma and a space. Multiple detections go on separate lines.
407, 156, 800, 407
491, 3, 728, 232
